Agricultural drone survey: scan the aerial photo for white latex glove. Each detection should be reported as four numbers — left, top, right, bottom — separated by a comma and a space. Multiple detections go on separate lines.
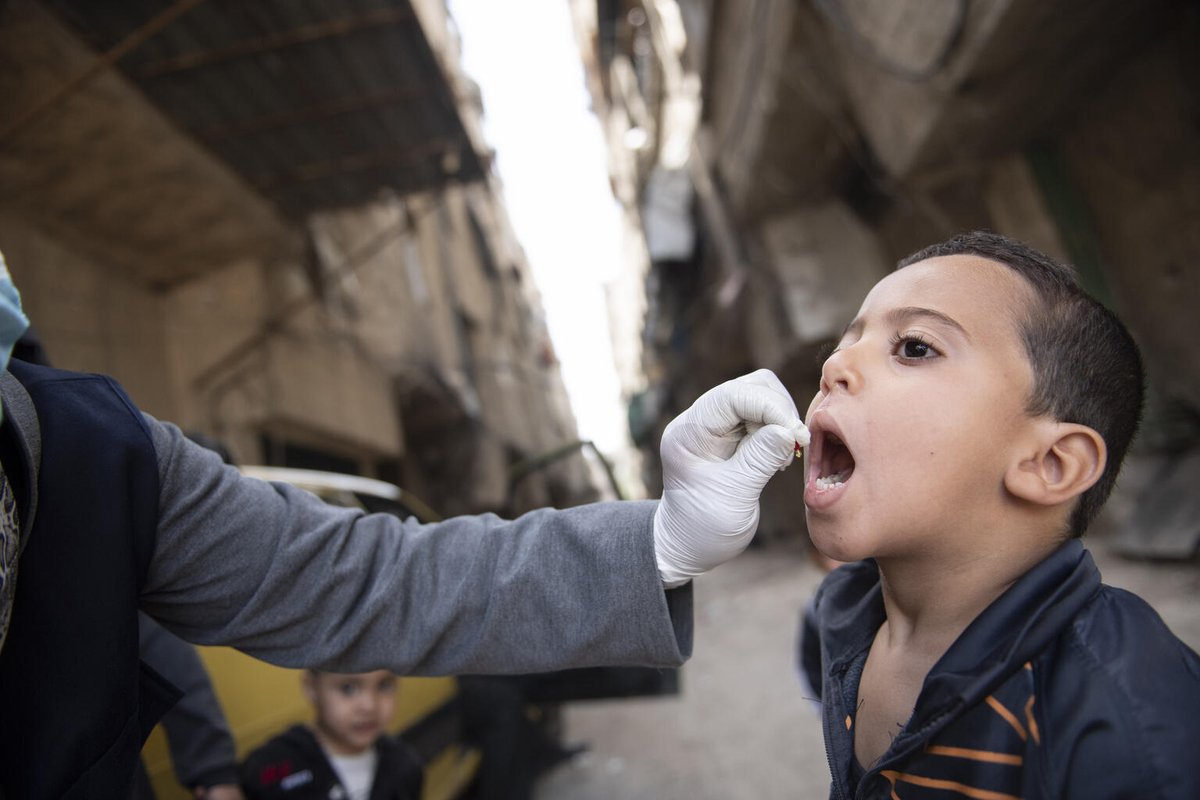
654, 369, 810, 588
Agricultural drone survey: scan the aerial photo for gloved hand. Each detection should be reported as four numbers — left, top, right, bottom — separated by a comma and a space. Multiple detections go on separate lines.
654, 369, 809, 587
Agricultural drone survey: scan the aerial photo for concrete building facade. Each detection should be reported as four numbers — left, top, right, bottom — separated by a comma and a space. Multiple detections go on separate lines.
1, 0, 602, 520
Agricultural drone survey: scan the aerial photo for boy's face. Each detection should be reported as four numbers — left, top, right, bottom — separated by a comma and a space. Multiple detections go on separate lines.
803, 254, 1038, 563
304, 670, 397, 756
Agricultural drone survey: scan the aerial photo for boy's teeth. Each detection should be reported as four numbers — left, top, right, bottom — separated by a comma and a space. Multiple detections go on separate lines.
815, 471, 848, 488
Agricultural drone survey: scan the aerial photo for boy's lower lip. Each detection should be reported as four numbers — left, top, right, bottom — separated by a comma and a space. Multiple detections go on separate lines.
804, 474, 850, 510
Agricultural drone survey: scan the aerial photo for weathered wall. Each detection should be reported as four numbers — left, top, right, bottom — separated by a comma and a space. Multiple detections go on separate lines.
0, 213, 175, 417
703, 0, 850, 221
303, 184, 596, 514
263, 313, 402, 461
1060, 26, 1200, 414
834, 0, 1177, 178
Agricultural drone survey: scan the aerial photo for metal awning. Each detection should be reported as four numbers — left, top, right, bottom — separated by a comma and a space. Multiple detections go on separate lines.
40, 0, 485, 218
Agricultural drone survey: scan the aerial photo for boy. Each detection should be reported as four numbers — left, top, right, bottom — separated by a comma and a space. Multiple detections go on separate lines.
240, 670, 423, 800
799, 231, 1200, 798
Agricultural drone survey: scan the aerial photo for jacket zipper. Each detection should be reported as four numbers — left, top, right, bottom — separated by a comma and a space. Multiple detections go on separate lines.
854, 701, 964, 798
824, 706, 846, 800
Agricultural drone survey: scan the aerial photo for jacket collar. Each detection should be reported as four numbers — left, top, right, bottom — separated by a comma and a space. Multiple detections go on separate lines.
914, 539, 1100, 721
819, 539, 1101, 726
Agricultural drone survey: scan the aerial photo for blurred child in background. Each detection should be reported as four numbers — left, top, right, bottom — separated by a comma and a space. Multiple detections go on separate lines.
240, 670, 423, 800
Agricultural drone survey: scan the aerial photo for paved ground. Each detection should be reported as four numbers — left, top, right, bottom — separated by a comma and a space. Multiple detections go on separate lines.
534, 538, 837, 800
533, 524, 1200, 800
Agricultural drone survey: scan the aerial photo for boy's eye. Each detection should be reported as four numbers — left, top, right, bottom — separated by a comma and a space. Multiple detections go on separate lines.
890, 334, 939, 360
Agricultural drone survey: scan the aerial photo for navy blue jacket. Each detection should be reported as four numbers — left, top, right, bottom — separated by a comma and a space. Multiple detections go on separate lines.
0, 360, 168, 798
801, 540, 1200, 799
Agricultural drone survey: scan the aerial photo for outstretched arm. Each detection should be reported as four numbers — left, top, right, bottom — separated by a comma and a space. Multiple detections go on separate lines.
140, 418, 689, 675
140, 369, 803, 675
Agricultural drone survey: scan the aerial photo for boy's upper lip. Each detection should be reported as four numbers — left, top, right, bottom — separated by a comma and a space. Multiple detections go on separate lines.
807, 406, 848, 447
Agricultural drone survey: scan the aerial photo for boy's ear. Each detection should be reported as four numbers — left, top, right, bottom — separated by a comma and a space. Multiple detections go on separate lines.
1005, 420, 1106, 507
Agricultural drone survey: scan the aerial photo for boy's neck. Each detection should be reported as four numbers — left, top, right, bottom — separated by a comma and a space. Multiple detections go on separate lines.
874, 534, 1060, 653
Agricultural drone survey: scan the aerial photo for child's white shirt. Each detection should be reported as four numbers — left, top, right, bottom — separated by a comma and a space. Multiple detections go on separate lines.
327, 748, 377, 800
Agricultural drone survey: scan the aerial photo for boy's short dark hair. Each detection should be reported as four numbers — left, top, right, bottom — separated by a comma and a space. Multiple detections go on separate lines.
898, 231, 1144, 536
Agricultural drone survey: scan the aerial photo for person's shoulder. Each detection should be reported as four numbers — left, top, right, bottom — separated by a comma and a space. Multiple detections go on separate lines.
1035, 584, 1200, 794
8, 358, 115, 391
243, 724, 319, 759
240, 726, 324, 790
1067, 583, 1200, 677
7, 358, 147, 428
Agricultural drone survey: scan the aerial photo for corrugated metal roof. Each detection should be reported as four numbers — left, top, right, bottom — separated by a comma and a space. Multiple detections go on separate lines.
43, 0, 484, 218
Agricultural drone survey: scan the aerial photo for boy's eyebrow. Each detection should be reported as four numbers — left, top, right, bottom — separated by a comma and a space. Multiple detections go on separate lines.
840, 307, 970, 340
888, 306, 971, 340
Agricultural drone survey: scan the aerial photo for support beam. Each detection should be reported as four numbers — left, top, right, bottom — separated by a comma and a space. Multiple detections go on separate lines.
136, 6, 416, 79
0, 0, 208, 147
194, 86, 430, 143
249, 139, 461, 191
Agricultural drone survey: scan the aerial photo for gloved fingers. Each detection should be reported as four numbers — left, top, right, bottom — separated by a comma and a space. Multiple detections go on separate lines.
734, 422, 801, 478
698, 369, 803, 436
738, 367, 790, 396
662, 419, 740, 466
745, 419, 812, 451
663, 370, 808, 466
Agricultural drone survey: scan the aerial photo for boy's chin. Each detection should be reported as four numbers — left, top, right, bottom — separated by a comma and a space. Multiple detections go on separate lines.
808, 536, 854, 566
806, 521, 869, 566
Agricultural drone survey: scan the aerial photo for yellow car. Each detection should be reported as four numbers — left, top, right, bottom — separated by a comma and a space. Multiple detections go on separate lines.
140, 467, 479, 800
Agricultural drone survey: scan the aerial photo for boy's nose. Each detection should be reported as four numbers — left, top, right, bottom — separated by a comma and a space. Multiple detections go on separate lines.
819, 346, 862, 396
363, 690, 392, 713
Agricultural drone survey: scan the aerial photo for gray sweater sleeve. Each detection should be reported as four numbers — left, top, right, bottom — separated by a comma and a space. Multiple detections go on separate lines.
139, 416, 692, 675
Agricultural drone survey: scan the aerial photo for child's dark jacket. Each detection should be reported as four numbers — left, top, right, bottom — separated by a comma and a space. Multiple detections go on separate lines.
801, 539, 1200, 799
240, 725, 423, 800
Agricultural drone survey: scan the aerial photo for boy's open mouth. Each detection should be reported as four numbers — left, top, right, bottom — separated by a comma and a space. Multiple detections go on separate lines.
813, 429, 855, 489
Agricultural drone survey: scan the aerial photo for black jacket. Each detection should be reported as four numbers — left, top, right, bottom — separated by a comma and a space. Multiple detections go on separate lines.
132, 613, 240, 797
240, 726, 423, 800
0, 361, 165, 798
802, 540, 1200, 799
